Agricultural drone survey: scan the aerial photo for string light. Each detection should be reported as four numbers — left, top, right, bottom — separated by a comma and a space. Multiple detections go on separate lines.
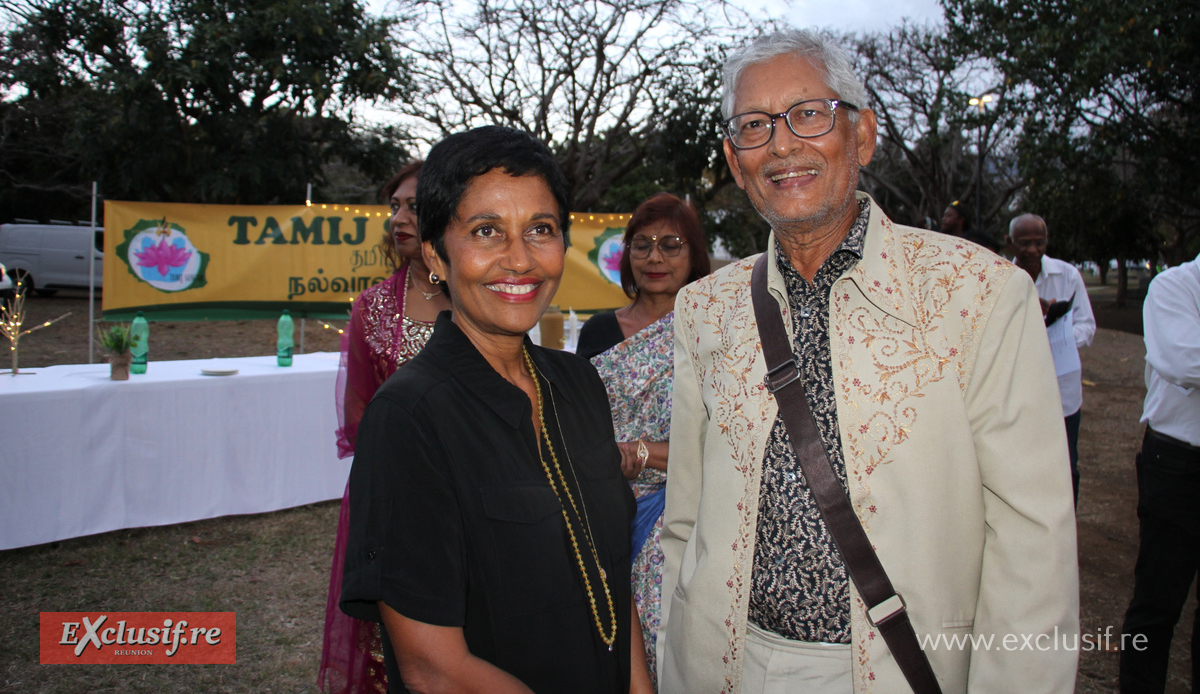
318, 321, 346, 335
568, 213, 631, 224
1, 279, 71, 375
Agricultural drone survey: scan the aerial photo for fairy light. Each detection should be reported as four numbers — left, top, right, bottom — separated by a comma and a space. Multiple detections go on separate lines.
1, 279, 71, 375
569, 213, 631, 225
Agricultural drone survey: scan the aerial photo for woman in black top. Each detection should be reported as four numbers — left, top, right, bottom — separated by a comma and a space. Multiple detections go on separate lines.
341, 126, 652, 694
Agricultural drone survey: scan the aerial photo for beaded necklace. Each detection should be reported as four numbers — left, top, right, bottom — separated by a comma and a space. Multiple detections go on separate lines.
522, 346, 618, 651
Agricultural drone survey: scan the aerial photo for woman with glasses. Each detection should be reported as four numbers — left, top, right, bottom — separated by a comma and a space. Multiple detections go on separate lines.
576, 192, 711, 685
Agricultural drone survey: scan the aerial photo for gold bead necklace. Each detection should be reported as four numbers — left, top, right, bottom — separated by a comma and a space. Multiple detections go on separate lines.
523, 346, 618, 650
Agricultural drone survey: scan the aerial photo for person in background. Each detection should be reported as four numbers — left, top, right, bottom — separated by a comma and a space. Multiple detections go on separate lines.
940, 199, 1000, 252
576, 192, 711, 685
1119, 252, 1200, 693
341, 125, 653, 693
1008, 213, 1095, 505
320, 161, 452, 694
658, 28, 1078, 692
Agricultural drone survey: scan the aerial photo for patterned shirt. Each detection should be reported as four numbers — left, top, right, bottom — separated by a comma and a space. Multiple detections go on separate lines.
748, 198, 869, 643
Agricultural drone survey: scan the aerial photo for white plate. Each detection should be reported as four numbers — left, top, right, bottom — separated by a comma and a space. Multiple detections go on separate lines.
200, 368, 239, 377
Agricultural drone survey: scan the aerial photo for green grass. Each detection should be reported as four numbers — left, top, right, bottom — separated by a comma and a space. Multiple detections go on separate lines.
0, 501, 339, 693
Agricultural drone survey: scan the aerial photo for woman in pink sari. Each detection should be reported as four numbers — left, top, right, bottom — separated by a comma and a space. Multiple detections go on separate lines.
320, 161, 452, 693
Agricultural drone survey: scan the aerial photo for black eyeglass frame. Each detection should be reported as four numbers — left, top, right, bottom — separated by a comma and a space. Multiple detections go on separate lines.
627, 234, 687, 260
723, 98, 859, 150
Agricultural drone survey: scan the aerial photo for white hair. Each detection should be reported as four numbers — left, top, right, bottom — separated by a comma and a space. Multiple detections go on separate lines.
721, 29, 869, 122
1008, 213, 1048, 239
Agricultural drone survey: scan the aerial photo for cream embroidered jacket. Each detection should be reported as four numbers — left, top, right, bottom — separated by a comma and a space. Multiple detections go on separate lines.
659, 194, 1080, 693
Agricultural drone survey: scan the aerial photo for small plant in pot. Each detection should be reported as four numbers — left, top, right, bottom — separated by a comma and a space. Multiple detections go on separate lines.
96, 324, 140, 381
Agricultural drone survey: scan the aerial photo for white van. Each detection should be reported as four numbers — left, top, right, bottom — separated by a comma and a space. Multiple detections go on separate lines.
0, 223, 104, 296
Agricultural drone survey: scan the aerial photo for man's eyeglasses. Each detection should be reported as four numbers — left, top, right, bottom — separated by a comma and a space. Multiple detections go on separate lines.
628, 235, 686, 259
723, 98, 858, 150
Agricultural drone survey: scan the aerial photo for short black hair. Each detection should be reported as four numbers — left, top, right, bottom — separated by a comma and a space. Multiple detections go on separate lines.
417, 126, 572, 262
945, 200, 968, 220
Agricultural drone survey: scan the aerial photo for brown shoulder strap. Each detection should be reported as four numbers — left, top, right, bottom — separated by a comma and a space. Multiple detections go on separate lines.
750, 254, 942, 693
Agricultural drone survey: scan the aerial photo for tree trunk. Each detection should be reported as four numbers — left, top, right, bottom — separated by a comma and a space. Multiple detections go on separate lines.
1115, 256, 1128, 308
1098, 262, 1109, 285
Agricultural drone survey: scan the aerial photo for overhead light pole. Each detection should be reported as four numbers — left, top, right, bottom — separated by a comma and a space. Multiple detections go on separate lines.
969, 94, 997, 237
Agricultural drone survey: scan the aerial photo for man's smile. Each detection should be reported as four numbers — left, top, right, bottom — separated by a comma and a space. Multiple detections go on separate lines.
768, 168, 820, 184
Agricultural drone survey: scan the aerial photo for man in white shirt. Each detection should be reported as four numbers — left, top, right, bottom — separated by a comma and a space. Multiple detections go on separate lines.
1119, 252, 1200, 693
1009, 213, 1096, 504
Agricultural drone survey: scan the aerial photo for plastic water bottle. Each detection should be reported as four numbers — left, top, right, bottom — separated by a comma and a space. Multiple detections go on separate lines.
130, 312, 149, 374
276, 310, 294, 366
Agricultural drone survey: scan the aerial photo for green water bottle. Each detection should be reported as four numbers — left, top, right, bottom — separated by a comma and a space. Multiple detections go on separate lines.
130, 312, 149, 374
276, 310, 294, 366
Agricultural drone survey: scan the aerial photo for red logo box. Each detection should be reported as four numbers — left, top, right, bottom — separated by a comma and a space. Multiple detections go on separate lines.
40, 612, 236, 664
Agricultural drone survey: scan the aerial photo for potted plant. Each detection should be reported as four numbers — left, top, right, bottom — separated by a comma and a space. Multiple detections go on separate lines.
96, 324, 139, 380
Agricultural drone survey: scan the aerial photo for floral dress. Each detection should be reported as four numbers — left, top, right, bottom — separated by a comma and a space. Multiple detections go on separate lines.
589, 312, 673, 685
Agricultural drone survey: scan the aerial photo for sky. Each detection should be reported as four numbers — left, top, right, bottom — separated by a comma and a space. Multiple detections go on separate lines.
367, 0, 947, 34
748, 0, 945, 33
358, 0, 949, 141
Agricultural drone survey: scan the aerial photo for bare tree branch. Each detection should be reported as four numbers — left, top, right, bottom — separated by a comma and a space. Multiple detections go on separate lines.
387, 0, 749, 208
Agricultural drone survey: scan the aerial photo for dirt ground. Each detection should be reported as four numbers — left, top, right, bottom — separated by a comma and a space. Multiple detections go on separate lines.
7, 289, 344, 370
2, 283, 1196, 691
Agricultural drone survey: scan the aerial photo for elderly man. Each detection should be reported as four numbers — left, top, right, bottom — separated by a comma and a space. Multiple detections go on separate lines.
1008, 214, 1096, 504
659, 29, 1079, 693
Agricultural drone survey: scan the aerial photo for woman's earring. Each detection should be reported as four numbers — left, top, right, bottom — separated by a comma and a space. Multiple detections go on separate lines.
429, 272, 440, 284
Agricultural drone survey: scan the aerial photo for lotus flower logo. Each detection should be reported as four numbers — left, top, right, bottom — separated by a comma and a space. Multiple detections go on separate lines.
116, 218, 208, 293
134, 237, 193, 277
587, 227, 627, 285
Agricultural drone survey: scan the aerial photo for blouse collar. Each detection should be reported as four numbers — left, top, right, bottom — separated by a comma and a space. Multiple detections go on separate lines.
425, 311, 576, 430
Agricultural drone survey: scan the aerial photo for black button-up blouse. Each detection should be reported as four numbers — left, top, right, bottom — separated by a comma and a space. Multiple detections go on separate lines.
342, 313, 635, 693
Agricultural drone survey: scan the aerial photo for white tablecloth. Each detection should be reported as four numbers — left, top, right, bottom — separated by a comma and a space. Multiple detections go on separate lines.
0, 353, 350, 550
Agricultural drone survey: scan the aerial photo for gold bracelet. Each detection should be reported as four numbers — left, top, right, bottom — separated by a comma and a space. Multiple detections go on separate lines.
637, 439, 649, 468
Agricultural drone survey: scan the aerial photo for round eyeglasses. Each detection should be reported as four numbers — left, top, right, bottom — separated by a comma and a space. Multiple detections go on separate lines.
723, 98, 858, 150
628, 235, 686, 259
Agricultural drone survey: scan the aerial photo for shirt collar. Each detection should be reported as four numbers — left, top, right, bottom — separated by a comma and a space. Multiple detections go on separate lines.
841, 198, 871, 257
771, 198, 869, 273
764, 193, 925, 329
771, 198, 869, 294
424, 312, 574, 430
1040, 255, 1064, 277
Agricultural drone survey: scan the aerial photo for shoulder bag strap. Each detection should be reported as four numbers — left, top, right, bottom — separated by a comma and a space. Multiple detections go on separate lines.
750, 253, 943, 693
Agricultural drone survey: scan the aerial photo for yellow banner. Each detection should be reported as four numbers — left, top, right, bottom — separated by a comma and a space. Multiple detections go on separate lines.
102, 201, 631, 320
560, 211, 632, 314
103, 201, 393, 319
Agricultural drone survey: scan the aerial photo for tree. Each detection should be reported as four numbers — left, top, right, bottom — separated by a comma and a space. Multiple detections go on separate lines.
387, 0, 752, 211
944, 0, 1200, 267
593, 46, 774, 257
0, 0, 410, 220
851, 24, 1023, 241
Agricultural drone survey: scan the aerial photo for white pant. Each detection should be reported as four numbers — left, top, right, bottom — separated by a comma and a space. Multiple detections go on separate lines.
742, 623, 853, 693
